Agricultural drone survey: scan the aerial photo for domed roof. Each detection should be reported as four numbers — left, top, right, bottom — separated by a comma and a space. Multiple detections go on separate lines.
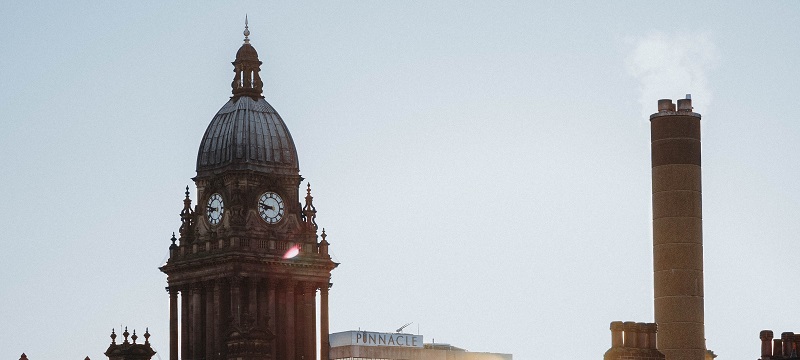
236, 43, 259, 62
195, 23, 299, 178
196, 96, 299, 177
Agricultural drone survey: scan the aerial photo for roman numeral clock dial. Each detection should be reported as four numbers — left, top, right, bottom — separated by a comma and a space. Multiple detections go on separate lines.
258, 191, 284, 224
206, 193, 224, 225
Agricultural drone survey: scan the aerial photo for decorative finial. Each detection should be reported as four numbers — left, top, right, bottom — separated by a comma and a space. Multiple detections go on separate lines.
144, 328, 151, 344
20, 354, 28, 360
243, 15, 250, 44
131, 329, 138, 344
110, 328, 117, 344
179, 186, 194, 242
123, 327, 130, 344
319, 228, 329, 256
302, 182, 318, 230
169, 232, 177, 251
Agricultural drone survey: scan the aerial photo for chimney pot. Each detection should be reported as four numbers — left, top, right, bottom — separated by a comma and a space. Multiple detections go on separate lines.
782, 333, 794, 358
636, 322, 648, 349
677, 98, 693, 111
657, 99, 675, 112
774, 339, 784, 357
623, 321, 638, 348
645, 323, 658, 349
610, 321, 624, 348
761, 330, 774, 358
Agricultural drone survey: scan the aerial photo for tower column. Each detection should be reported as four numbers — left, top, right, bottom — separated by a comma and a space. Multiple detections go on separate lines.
169, 287, 179, 360
302, 283, 317, 360
295, 287, 305, 357
267, 281, 277, 360
276, 282, 286, 360
181, 289, 191, 360
213, 280, 223, 360
286, 281, 296, 360
205, 282, 215, 360
248, 277, 258, 324
192, 285, 204, 360
256, 279, 267, 327
651, 97, 705, 360
320, 284, 330, 360
230, 277, 242, 325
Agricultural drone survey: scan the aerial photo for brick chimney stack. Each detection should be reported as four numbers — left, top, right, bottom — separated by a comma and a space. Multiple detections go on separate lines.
759, 330, 799, 359
650, 96, 705, 360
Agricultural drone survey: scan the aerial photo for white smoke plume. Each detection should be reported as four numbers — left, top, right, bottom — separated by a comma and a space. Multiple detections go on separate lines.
626, 32, 717, 118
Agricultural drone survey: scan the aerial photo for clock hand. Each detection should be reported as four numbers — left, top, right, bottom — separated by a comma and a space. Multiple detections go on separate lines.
259, 202, 274, 211
207, 206, 218, 212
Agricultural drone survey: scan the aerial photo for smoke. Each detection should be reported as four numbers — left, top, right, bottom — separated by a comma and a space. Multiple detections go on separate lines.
626, 32, 717, 118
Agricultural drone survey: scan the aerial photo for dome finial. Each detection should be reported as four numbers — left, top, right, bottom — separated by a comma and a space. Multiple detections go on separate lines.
243, 14, 250, 44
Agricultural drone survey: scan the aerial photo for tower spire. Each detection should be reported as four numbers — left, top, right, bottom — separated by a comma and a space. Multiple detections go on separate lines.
243, 14, 250, 44
303, 182, 318, 230
179, 186, 194, 243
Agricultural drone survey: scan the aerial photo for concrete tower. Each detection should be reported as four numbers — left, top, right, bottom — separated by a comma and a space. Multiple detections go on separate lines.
650, 97, 705, 360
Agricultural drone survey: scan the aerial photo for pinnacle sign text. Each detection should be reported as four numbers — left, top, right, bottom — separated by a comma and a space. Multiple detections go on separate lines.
329, 331, 424, 348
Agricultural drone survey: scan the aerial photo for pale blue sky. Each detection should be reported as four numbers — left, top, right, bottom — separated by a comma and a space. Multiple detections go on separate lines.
1, 2, 799, 360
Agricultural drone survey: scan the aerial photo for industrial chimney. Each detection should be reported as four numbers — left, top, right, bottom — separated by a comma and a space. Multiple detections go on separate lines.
650, 96, 705, 360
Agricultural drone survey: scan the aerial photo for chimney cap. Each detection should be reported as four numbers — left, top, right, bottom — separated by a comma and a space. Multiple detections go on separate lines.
651, 97, 701, 120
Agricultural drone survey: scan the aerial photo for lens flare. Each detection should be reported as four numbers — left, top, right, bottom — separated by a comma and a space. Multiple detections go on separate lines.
283, 244, 301, 259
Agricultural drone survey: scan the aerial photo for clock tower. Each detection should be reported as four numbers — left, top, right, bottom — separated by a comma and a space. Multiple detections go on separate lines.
160, 21, 337, 360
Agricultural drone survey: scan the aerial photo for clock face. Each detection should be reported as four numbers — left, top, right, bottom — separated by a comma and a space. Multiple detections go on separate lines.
258, 191, 285, 224
206, 193, 224, 225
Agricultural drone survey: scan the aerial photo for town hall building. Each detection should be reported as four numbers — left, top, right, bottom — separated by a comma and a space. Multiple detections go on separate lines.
159, 20, 337, 360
